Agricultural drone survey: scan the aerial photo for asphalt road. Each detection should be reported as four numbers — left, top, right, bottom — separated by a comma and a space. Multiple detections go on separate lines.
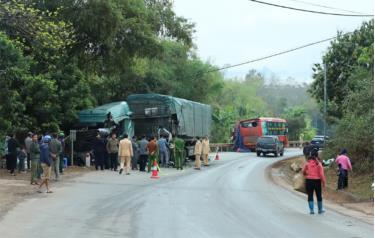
0, 149, 372, 238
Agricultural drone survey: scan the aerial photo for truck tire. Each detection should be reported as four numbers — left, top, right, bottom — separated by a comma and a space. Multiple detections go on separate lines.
274, 152, 278, 157
256, 152, 260, 157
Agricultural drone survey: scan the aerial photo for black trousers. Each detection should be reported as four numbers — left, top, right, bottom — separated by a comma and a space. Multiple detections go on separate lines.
8, 154, 17, 174
27, 153, 31, 170
6, 154, 9, 170
109, 153, 118, 171
139, 154, 148, 171
94, 154, 104, 170
305, 179, 322, 202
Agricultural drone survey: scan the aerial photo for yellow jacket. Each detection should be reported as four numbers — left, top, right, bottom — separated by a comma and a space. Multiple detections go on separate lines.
194, 140, 202, 155
202, 139, 210, 155
118, 138, 133, 157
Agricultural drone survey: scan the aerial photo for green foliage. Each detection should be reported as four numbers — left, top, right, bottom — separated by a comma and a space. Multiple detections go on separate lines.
309, 20, 374, 120
0, 0, 215, 136
310, 20, 374, 171
322, 72, 373, 172
209, 70, 319, 142
0, 0, 324, 147
282, 107, 306, 141
0, 31, 29, 133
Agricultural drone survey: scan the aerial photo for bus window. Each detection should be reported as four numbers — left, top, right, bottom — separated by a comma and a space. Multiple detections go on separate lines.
241, 121, 258, 128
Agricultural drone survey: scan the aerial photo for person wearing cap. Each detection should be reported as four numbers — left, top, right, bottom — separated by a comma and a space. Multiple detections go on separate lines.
24, 132, 33, 170
30, 133, 40, 185
302, 148, 326, 214
49, 133, 62, 181
138, 135, 148, 172
131, 136, 140, 170
38, 135, 53, 193
58, 132, 65, 174
174, 137, 185, 170
118, 134, 133, 175
202, 136, 210, 166
147, 136, 158, 173
335, 149, 352, 190
194, 138, 202, 170
106, 132, 119, 171
158, 135, 169, 168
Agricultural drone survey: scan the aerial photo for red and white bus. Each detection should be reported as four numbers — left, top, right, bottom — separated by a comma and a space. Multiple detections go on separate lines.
233, 117, 288, 151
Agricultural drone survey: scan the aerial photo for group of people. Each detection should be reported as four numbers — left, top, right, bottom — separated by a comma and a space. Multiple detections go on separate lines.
194, 136, 210, 170
91, 131, 189, 175
302, 147, 352, 215
3, 132, 66, 193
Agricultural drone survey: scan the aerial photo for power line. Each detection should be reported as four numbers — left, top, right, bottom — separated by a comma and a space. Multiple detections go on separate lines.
285, 0, 367, 15
248, 0, 374, 17
204, 33, 350, 74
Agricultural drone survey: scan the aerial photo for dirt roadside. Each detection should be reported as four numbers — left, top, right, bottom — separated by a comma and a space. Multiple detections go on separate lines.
267, 156, 374, 225
0, 166, 94, 221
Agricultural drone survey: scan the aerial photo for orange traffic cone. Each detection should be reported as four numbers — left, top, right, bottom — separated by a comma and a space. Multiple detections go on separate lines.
215, 153, 220, 161
150, 160, 159, 179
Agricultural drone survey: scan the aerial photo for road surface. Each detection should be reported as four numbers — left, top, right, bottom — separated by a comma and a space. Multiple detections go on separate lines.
0, 149, 372, 238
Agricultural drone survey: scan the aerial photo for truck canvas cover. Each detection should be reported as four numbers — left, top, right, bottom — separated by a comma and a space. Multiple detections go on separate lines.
127, 94, 212, 138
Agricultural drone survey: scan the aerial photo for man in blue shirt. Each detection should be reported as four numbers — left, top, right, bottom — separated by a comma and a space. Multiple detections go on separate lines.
158, 135, 169, 167
38, 135, 53, 193
138, 135, 148, 172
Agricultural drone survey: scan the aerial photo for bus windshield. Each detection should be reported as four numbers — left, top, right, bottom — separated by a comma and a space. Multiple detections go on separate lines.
261, 121, 287, 136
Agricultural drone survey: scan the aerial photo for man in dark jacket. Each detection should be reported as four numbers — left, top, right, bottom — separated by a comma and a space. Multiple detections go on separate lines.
38, 135, 53, 193
30, 133, 40, 185
138, 135, 148, 172
49, 133, 62, 181
131, 136, 139, 170
7, 133, 19, 176
92, 132, 106, 170
58, 133, 65, 174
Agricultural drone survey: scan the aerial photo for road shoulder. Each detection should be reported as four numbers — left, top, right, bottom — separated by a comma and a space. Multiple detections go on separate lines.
267, 156, 374, 225
0, 166, 93, 221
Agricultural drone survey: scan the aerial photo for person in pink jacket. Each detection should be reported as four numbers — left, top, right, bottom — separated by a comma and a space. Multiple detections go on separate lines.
302, 148, 326, 214
335, 148, 352, 190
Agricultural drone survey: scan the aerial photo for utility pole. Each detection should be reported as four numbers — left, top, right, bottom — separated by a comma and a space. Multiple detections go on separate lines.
323, 63, 327, 145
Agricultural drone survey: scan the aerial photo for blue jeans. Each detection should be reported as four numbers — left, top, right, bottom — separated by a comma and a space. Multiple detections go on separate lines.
159, 150, 169, 167
18, 158, 25, 172
338, 169, 348, 189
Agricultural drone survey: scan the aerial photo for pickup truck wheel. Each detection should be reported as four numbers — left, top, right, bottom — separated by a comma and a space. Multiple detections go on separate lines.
274, 152, 278, 157
256, 152, 260, 157
280, 152, 284, 156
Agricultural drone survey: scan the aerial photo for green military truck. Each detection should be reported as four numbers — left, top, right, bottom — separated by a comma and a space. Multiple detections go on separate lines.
126, 93, 212, 158
78, 101, 134, 137
71, 101, 134, 165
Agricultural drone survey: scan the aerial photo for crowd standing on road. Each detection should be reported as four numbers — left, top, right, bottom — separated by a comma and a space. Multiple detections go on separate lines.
1, 128, 214, 195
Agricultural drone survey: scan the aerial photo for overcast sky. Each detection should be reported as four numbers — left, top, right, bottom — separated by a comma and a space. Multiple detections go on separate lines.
173, 0, 374, 83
